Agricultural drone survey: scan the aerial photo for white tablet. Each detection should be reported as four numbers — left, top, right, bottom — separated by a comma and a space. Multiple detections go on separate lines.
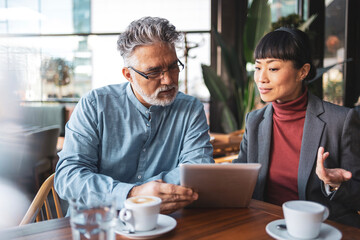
180, 163, 261, 208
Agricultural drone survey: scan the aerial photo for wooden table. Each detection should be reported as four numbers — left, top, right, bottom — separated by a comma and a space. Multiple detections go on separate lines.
2, 200, 359, 240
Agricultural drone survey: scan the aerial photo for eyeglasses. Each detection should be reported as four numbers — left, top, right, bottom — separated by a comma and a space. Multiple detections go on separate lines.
128, 59, 184, 80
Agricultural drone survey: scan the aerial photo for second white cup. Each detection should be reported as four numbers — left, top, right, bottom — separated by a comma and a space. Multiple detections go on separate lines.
283, 200, 329, 239
119, 196, 161, 232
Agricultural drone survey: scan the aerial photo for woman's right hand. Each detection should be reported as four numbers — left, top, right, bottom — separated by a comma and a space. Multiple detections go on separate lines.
315, 147, 352, 189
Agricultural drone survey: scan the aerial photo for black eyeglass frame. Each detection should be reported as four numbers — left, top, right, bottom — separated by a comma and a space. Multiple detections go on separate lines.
128, 59, 184, 80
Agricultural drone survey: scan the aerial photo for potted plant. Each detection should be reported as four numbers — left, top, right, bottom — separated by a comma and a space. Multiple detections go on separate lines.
202, 0, 271, 133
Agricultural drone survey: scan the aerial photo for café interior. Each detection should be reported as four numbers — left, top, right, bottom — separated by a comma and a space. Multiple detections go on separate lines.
0, 0, 359, 239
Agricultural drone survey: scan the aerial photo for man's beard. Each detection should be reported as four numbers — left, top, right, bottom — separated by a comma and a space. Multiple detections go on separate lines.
131, 79, 178, 107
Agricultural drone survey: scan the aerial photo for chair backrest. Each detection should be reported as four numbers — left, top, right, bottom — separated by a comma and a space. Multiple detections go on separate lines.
25, 125, 60, 163
19, 173, 63, 225
18, 126, 59, 178
19, 105, 66, 136
17, 126, 60, 190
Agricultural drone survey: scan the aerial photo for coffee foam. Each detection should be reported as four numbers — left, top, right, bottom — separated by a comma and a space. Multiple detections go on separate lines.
129, 196, 156, 204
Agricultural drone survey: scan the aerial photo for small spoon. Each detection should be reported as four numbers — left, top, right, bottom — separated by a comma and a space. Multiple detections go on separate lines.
276, 224, 287, 230
117, 219, 135, 234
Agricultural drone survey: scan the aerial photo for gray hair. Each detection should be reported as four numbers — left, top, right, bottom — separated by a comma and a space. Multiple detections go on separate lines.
117, 16, 182, 65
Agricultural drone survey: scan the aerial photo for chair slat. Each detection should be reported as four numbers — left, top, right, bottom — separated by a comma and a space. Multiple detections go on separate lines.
52, 186, 64, 218
19, 173, 63, 225
44, 198, 52, 220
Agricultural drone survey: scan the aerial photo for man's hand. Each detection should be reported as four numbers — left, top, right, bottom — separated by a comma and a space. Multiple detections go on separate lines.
315, 147, 352, 189
127, 180, 198, 214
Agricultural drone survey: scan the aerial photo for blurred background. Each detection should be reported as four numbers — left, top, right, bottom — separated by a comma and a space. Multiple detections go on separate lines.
2, 0, 357, 106
0, 0, 359, 228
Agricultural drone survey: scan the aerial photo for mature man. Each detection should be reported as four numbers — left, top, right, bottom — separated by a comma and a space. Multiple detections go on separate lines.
55, 17, 213, 213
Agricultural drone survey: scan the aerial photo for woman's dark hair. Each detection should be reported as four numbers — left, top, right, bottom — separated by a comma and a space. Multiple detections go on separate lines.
254, 27, 316, 81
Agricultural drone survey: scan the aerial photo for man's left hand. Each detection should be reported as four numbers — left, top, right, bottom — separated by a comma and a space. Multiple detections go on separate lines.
127, 179, 198, 214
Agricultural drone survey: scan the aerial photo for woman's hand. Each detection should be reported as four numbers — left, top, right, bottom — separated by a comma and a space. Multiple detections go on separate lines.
315, 147, 352, 189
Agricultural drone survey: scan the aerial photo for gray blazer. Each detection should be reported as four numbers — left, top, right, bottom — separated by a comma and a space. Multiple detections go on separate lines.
234, 93, 360, 227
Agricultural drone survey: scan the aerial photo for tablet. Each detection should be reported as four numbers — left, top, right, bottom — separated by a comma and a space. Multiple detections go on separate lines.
180, 163, 261, 208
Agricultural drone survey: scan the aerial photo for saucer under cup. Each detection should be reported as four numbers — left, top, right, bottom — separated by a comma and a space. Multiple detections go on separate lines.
266, 219, 342, 240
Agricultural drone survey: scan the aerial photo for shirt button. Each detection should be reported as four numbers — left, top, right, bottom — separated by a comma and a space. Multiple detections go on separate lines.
146, 123, 150, 127
145, 111, 149, 114
138, 175, 142, 179
143, 148, 146, 152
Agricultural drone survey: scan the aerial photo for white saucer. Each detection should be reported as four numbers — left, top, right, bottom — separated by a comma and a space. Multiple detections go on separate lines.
115, 214, 177, 239
266, 219, 342, 240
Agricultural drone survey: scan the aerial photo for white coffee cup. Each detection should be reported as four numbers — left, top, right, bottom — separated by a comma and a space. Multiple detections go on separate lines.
119, 196, 161, 232
283, 200, 329, 239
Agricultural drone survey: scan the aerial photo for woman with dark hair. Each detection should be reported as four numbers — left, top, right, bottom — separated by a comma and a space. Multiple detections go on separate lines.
233, 27, 360, 227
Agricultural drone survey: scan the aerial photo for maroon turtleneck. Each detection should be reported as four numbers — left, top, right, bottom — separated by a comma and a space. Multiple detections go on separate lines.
266, 89, 308, 206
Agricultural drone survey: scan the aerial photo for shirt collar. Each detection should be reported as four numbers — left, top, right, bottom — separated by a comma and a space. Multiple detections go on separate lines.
125, 82, 167, 117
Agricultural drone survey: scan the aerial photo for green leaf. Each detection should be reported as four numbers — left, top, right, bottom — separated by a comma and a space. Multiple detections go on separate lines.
243, 78, 255, 129
213, 29, 242, 85
307, 59, 352, 84
237, 87, 244, 126
298, 14, 317, 32
221, 105, 238, 133
244, 0, 271, 63
201, 64, 229, 102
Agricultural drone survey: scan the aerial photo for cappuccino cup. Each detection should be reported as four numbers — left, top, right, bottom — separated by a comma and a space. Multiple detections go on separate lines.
283, 200, 329, 239
119, 196, 161, 232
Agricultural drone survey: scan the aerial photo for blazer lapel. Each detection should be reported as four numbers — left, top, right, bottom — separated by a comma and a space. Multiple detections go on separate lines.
298, 93, 325, 200
257, 104, 273, 199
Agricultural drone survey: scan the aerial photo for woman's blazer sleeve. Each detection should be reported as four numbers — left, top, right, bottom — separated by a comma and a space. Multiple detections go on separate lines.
329, 109, 360, 210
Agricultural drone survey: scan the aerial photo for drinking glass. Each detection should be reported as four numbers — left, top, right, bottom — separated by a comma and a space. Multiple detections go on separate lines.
70, 195, 116, 240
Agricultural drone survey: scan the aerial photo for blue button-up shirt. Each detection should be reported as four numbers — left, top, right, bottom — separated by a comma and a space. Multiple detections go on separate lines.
55, 82, 213, 209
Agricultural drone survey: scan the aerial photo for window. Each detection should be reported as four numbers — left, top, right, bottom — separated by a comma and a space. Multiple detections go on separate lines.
0, 0, 211, 102
269, 0, 297, 22
323, 0, 346, 105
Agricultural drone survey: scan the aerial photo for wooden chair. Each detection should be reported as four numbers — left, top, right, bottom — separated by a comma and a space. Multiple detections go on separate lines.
19, 173, 63, 225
